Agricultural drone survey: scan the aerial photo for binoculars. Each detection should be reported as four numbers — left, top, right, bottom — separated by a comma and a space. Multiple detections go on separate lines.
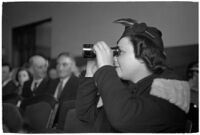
82, 44, 120, 58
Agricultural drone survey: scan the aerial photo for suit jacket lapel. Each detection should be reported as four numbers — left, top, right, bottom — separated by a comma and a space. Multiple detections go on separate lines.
34, 78, 48, 95
59, 75, 77, 101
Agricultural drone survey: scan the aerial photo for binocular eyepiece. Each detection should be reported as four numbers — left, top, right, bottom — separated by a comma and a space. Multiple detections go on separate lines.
82, 44, 120, 58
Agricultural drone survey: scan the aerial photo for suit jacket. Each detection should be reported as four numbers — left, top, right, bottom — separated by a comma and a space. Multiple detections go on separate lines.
21, 77, 50, 99
47, 74, 79, 104
46, 74, 79, 129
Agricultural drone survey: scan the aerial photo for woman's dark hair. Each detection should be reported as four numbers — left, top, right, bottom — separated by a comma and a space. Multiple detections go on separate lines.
128, 35, 167, 73
15, 67, 32, 83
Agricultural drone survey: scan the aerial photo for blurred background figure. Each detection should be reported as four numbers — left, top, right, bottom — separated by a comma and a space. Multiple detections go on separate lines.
10, 67, 19, 86
21, 55, 49, 99
48, 67, 58, 79
3, 62, 13, 86
2, 62, 18, 105
16, 67, 32, 96
47, 52, 79, 130
186, 62, 198, 106
71, 64, 80, 77
186, 61, 199, 133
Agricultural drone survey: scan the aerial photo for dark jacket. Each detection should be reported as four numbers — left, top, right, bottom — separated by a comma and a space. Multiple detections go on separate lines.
3, 80, 19, 104
46, 74, 79, 129
21, 78, 50, 99
76, 66, 190, 133
46, 74, 79, 103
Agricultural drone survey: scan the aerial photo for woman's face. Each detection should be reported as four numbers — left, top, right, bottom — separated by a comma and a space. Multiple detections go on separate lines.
18, 70, 29, 86
114, 37, 141, 81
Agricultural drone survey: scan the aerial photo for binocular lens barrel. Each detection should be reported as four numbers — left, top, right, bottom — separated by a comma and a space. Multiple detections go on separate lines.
82, 44, 120, 58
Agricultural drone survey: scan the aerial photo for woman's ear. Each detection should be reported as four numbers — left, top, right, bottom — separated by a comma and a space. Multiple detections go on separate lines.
135, 40, 145, 57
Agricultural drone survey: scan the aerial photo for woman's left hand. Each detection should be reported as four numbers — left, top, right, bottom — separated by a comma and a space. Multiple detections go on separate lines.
93, 41, 113, 68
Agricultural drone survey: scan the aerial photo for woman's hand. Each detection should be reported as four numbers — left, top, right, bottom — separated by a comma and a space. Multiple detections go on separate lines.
93, 41, 113, 68
85, 59, 98, 77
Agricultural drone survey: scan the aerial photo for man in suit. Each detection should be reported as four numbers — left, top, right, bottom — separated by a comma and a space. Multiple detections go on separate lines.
21, 55, 49, 99
47, 52, 79, 130
2, 62, 19, 104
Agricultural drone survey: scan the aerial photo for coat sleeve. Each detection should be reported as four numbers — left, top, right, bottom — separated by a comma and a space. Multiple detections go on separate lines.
93, 66, 186, 132
75, 76, 99, 124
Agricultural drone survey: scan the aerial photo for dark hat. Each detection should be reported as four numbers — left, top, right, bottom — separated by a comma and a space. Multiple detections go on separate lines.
114, 18, 164, 51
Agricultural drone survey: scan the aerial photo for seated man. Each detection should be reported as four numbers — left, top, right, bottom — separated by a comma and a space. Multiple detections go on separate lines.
47, 52, 79, 129
21, 55, 49, 99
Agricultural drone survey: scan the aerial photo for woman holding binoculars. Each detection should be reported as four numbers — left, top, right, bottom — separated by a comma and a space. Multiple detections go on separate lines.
76, 18, 190, 133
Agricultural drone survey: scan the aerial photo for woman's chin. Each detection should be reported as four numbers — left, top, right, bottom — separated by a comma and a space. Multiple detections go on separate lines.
115, 67, 122, 77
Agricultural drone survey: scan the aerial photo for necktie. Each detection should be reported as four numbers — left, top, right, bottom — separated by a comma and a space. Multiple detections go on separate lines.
55, 80, 63, 100
33, 81, 38, 92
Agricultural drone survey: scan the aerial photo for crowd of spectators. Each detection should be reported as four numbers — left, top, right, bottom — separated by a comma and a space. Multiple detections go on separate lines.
2, 18, 198, 133
2, 52, 81, 133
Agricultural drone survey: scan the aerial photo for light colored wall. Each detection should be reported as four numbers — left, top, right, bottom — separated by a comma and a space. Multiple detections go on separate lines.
3, 2, 198, 62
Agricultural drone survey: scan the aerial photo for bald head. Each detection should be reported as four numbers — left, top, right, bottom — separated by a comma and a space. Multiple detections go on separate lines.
29, 55, 48, 80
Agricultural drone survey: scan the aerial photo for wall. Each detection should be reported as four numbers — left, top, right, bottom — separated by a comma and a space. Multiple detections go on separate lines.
36, 21, 51, 57
2, 2, 198, 62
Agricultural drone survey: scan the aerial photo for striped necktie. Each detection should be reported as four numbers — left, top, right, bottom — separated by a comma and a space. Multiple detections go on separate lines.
55, 80, 63, 100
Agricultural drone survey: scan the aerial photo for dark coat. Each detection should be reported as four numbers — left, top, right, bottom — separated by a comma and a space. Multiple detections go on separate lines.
46, 74, 79, 129
3, 80, 19, 104
76, 66, 188, 133
21, 78, 50, 99
3, 81, 18, 96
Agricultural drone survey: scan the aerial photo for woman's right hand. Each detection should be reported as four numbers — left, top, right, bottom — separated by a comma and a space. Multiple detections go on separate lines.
85, 59, 98, 77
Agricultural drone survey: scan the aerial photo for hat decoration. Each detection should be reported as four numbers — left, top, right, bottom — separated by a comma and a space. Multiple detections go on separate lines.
113, 18, 164, 51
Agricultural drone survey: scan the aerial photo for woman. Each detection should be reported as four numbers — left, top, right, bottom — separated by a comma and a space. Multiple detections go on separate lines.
16, 68, 32, 97
76, 18, 190, 133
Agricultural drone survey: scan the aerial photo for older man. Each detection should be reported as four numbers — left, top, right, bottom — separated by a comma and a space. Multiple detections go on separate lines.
47, 52, 79, 129
47, 52, 79, 102
21, 55, 49, 99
